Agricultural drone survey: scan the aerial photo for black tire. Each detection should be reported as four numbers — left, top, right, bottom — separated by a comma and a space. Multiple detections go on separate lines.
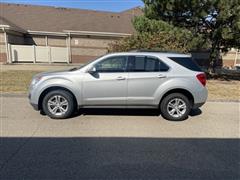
42, 90, 75, 119
160, 93, 191, 121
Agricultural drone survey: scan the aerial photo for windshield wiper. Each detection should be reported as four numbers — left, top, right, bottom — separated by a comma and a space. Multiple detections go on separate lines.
69, 67, 79, 71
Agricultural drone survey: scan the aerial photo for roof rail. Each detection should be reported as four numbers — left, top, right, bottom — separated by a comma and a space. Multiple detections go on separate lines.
129, 49, 185, 54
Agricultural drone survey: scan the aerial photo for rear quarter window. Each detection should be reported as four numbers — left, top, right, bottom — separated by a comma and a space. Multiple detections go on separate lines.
169, 57, 202, 72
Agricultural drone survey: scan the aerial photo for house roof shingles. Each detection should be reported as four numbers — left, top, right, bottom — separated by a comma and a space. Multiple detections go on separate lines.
0, 3, 143, 34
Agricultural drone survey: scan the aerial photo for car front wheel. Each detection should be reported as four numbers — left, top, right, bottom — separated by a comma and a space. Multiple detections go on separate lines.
160, 93, 191, 121
42, 90, 75, 119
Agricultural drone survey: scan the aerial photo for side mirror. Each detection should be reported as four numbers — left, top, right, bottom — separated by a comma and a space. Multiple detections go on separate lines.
88, 67, 97, 74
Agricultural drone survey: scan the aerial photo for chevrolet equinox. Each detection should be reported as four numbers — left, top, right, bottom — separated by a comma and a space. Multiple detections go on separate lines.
29, 52, 208, 121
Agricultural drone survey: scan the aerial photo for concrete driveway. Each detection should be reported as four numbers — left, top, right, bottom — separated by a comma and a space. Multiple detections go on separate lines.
0, 95, 239, 179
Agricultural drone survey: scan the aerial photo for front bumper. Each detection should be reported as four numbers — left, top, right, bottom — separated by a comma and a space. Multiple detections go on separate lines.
30, 102, 39, 111
28, 92, 39, 111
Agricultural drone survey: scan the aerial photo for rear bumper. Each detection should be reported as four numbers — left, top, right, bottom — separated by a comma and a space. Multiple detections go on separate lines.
193, 86, 208, 108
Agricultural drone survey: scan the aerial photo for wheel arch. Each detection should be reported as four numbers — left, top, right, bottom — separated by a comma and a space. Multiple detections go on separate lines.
159, 88, 194, 108
38, 86, 78, 110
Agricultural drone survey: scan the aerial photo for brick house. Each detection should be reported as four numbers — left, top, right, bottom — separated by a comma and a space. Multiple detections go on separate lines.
0, 3, 142, 64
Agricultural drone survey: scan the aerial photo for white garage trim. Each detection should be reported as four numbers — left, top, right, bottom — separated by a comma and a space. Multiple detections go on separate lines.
27, 30, 131, 38
63, 30, 132, 37
27, 30, 68, 37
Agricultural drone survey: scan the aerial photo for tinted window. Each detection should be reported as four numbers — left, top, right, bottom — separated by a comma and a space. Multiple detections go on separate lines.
135, 56, 145, 71
128, 56, 169, 72
95, 56, 127, 72
159, 60, 170, 72
169, 57, 202, 72
145, 57, 160, 71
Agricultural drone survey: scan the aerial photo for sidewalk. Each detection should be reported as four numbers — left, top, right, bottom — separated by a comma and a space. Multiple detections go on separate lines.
0, 63, 82, 72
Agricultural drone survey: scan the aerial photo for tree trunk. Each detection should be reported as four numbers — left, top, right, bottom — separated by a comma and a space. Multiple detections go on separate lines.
209, 43, 221, 74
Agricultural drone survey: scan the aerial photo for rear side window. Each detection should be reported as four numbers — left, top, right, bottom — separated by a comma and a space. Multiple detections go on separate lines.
128, 56, 169, 72
169, 57, 202, 72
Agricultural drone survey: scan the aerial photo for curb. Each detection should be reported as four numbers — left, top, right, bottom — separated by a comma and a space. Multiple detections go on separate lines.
0, 93, 27, 98
207, 100, 240, 103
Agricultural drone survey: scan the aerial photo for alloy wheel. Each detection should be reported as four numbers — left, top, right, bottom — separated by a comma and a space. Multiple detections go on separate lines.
167, 98, 187, 118
47, 95, 69, 116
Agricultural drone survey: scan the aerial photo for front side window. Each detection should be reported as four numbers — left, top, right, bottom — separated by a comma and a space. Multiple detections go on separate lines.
95, 56, 127, 72
127, 56, 169, 72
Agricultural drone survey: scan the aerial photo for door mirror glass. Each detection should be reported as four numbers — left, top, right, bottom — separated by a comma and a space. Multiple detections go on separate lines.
88, 67, 97, 74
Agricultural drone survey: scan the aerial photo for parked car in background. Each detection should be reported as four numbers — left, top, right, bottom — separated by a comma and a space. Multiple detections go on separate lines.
29, 51, 208, 121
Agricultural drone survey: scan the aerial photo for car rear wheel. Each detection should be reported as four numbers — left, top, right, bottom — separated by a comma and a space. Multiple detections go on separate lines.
160, 93, 191, 121
42, 90, 75, 119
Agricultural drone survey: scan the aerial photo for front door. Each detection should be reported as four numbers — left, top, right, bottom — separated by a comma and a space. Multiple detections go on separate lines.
82, 56, 128, 106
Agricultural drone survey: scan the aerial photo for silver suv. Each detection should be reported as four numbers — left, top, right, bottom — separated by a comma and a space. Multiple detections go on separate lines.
29, 52, 208, 121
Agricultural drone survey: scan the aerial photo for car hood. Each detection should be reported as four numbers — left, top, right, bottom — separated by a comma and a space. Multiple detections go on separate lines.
35, 69, 72, 78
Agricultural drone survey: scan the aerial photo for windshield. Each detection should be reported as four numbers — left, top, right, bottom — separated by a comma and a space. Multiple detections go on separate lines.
69, 57, 101, 71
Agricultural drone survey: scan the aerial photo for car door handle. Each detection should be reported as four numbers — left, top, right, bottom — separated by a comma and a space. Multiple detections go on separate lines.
157, 74, 167, 78
116, 76, 126, 80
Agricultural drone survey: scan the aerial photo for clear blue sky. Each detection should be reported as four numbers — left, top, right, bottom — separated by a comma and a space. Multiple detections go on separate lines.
0, 0, 144, 12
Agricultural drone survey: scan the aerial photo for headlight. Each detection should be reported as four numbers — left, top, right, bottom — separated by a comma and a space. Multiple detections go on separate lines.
31, 76, 42, 86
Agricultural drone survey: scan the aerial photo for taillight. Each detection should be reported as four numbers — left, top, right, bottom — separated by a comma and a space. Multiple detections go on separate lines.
196, 73, 206, 86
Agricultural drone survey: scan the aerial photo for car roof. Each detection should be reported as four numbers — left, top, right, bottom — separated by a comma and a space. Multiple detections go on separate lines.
107, 52, 191, 58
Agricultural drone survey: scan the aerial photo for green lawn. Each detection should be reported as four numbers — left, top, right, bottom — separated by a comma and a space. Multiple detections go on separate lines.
0, 70, 41, 93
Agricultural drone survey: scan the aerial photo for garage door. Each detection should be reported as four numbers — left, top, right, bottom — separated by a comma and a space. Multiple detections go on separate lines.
9, 45, 69, 63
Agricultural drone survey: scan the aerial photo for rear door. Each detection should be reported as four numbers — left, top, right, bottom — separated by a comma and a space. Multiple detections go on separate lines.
127, 55, 169, 106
